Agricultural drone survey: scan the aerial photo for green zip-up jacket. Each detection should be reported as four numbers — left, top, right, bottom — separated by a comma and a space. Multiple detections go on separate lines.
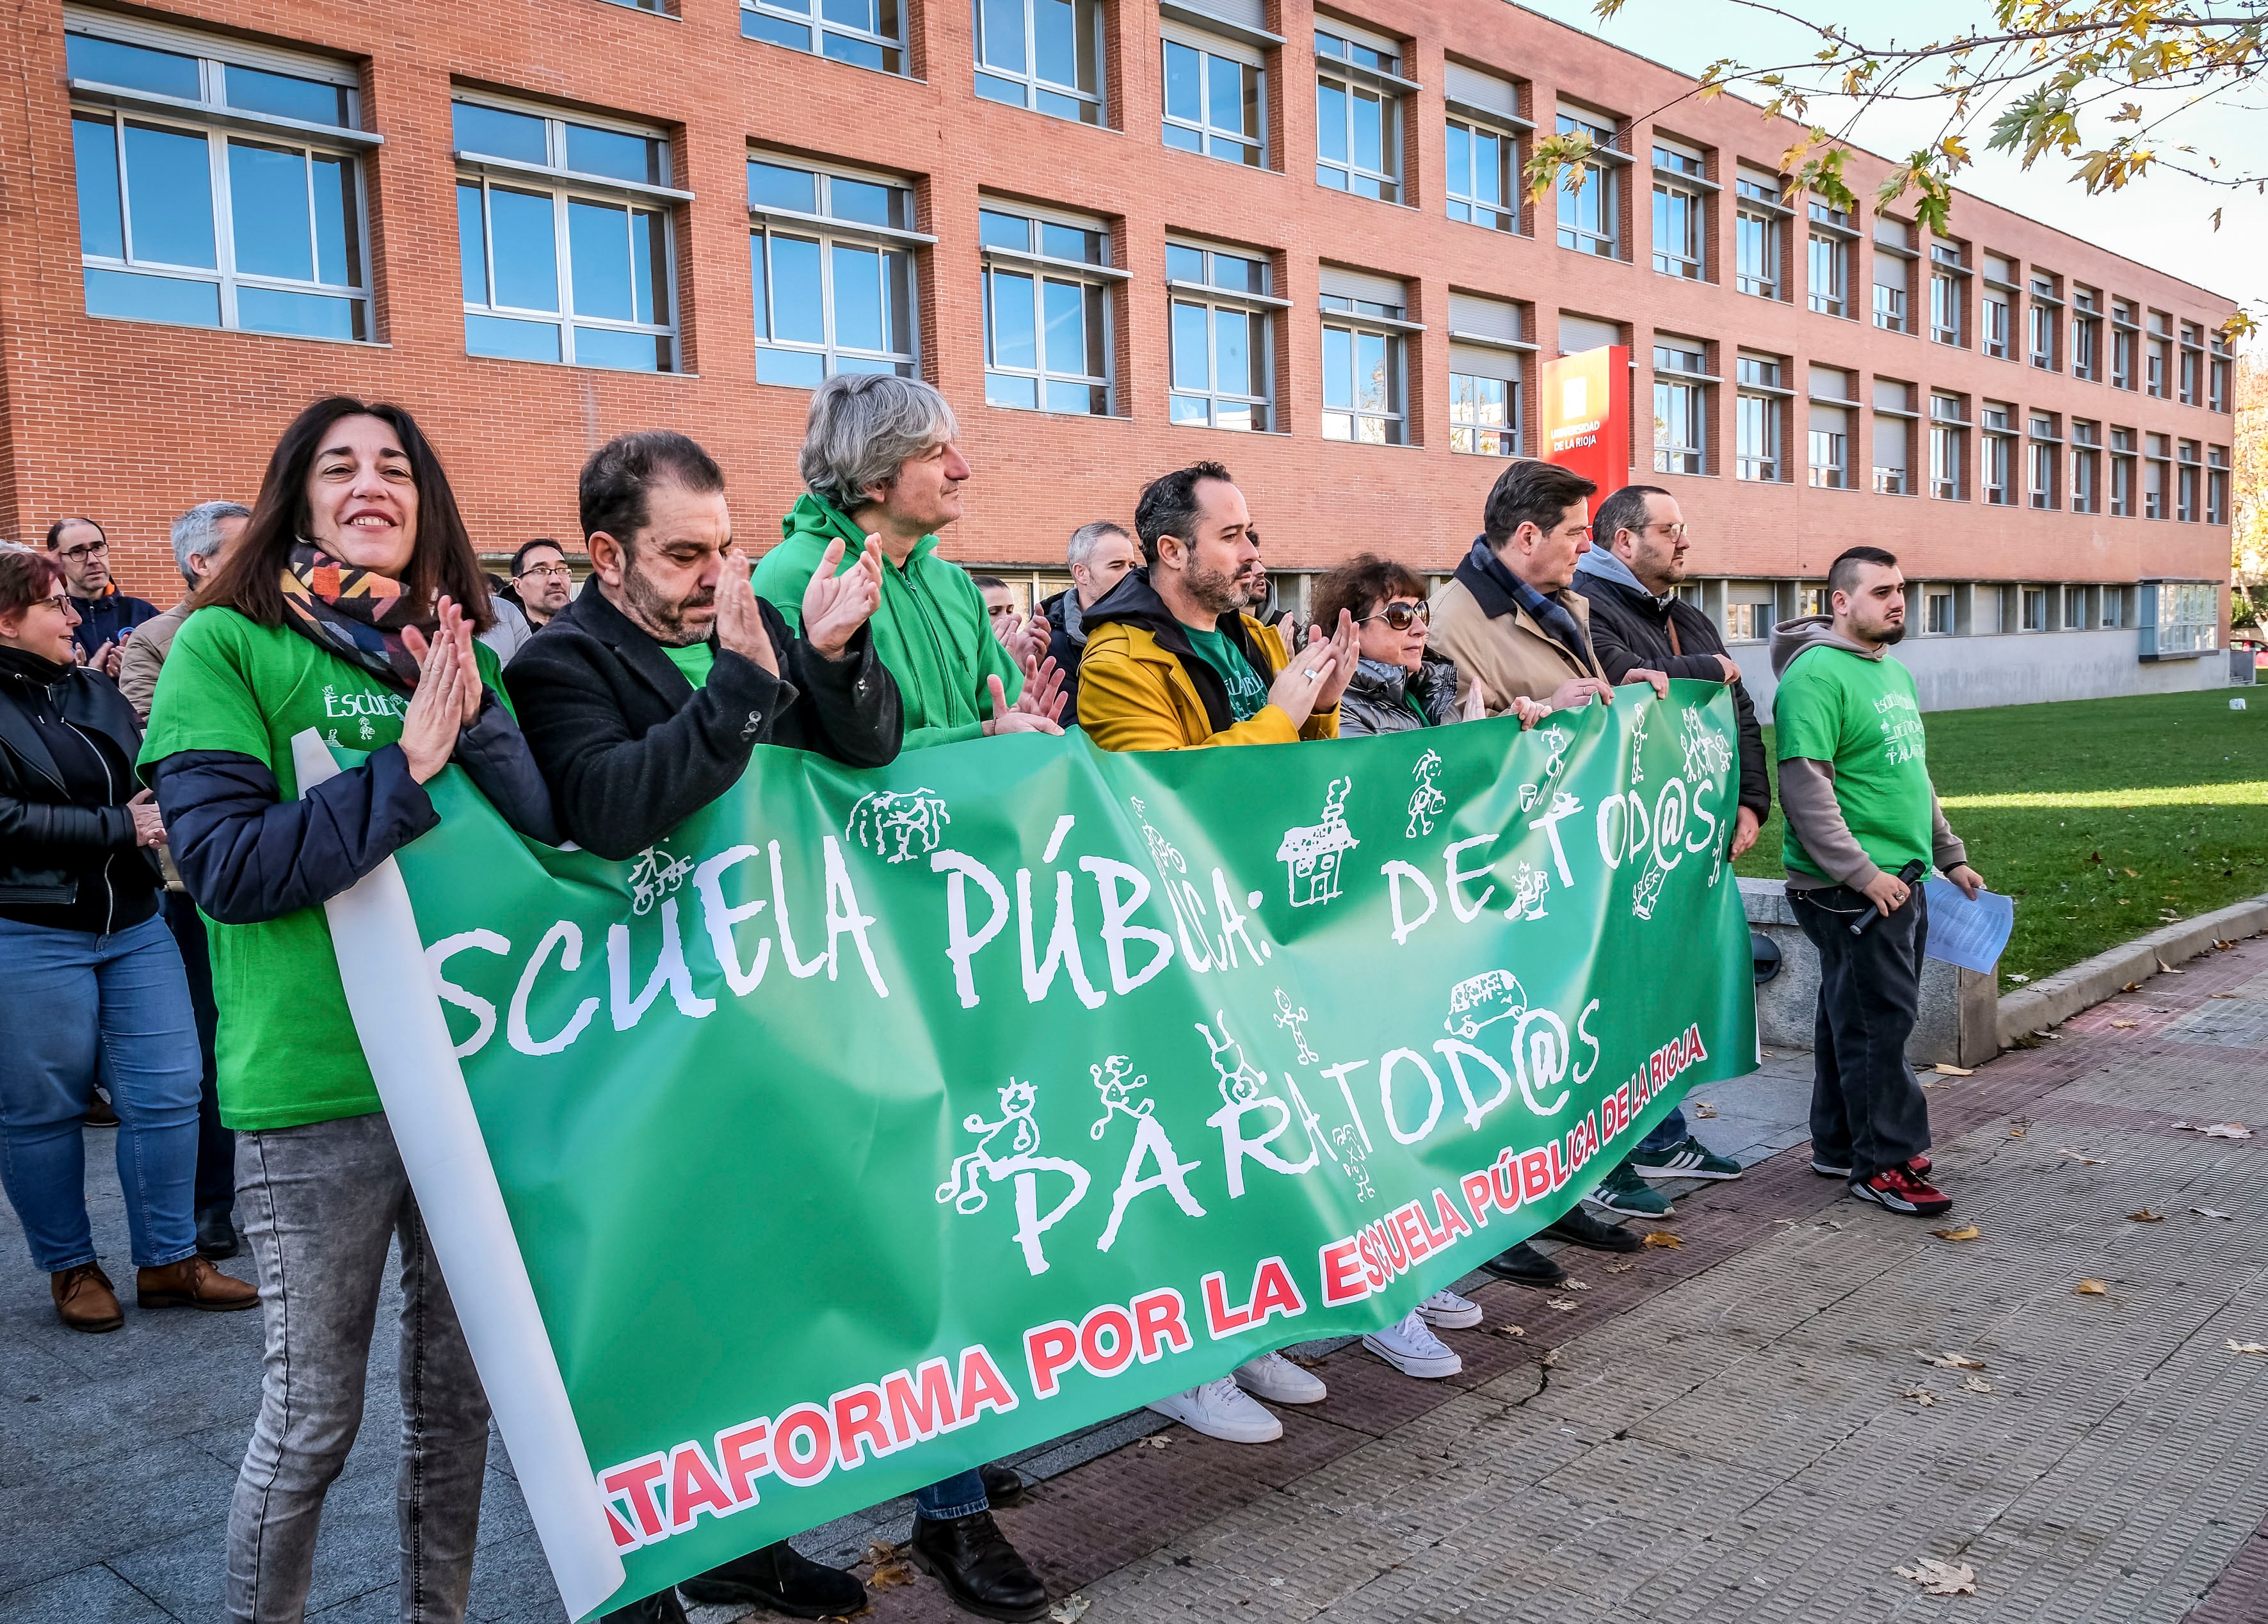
756, 494, 1025, 750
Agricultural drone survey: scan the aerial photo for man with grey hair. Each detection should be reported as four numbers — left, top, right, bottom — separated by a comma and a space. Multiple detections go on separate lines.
754, 374, 1063, 748
119, 500, 250, 721
1038, 520, 1139, 725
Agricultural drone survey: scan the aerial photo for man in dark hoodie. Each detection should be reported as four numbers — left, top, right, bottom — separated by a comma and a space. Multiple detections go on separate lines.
1573, 485, 1768, 1208
1772, 545, 1984, 1220
1037, 519, 1140, 724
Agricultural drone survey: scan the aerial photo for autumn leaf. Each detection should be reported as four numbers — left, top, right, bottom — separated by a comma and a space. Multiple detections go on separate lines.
1902, 1386, 1938, 1405
1961, 1374, 1995, 1394
1933, 1225, 1982, 1241
2057, 1149, 2106, 1165
2203, 1123, 2254, 1139
2129, 1209, 2164, 1222
1605, 1262, 1636, 1273
2110, 1019, 2138, 1029
1564, 1280, 1591, 1292
2008, 1127, 2028, 1139
2228, 1341, 2268, 1356
1896, 1557, 1978, 1596
2158, 960, 2185, 975
1933, 1063, 1974, 1077
1643, 1231, 1683, 1249
865, 1541, 918, 1590
1049, 1595, 1093, 1624
1144, 1435, 1171, 1449
2075, 1278, 2109, 1295
1917, 1351, 1987, 1369
1691, 1101, 1719, 1118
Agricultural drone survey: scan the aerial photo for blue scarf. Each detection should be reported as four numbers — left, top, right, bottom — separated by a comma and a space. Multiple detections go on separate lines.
1468, 539, 1589, 664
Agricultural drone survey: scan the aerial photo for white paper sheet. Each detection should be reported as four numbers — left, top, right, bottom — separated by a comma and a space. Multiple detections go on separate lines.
1922, 877, 2014, 974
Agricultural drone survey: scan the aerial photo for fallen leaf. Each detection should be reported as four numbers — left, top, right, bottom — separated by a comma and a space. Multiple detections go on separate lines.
865, 1540, 917, 1591
1605, 1261, 1636, 1273
1895, 1557, 1978, 1596
2075, 1278, 2109, 1295
2204, 1122, 2255, 1139
1643, 1231, 1683, 1248
1547, 1297, 1579, 1312
2121, 980, 2141, 992
1563, 1280, 1591, 1291
2123, 866, 2139, 878
1541, 1347, 1560, 1369
2009, 974, 2032, 984
1961, 1373, 1995, 1394
1144, 1436, 1171, 1449
2129, 1209, 2164, 1223
2211, 991, 2243, 999
2007, 1127, 2028, 1139
2229, 1341, 2268, 1356
2109, 1019, 2138, 1029
1049, 1595, 1093, 1624
1932, 1225, 1981, 1241
2057, 1149, 2106, 1165
1917, 1351, 1988, 1370
2173, 1120, 2191, 1129
1901, 1386, 1938, 1405
1933, 1063, 1974, 1077
1691, 1101, 1719, 1118
1491, 1323, 1527, 1338
2194, 1207, 2232, 1219
2087, 850, 2102, 862
2159, 960, 2185, 975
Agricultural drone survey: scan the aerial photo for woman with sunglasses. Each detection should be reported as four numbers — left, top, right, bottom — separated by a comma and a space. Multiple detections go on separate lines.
0, 546, 255, 1333
1310, 555, 1479, 737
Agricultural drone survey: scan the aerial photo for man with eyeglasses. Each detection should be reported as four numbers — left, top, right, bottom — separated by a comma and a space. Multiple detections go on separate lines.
479, 540, 577, 662
1572, 485, 1771, 1218
45, 517, 159, 676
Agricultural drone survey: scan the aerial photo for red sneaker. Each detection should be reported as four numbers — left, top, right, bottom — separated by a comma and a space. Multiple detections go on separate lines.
1910, 1154, 1933, 1175
1849, 1162, 1951, 1216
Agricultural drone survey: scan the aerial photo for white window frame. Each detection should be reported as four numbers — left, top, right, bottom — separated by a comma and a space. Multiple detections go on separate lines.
65, 10, 374, 343
1167, 239, 1280, 432
1981, 289, 2011, 359
1315, 24, 1409, 203
1928, 395, 1966, 501
1732, 172, 1785, 299
454, 93, 686, 372
749, 155, 927, 385
1445, 115, 1518, 234
1161, 23, 1266, 168
1806, 202, 1851, 318
1735, 356, 1785, 483
741, 0, 906, 76
1319, 274, 1413, 446
1652, 341, 1709, 474
2027, 415, 2061, 510
974, 0, 1105, 125
978, 202, 1122, 415
1555, 111, 1621, 258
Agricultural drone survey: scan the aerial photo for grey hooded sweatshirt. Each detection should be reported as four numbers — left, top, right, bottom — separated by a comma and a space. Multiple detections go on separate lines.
1769, 615, 1967, 892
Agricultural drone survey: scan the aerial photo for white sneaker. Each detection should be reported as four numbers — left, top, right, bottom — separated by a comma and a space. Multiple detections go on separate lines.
1362, 1310, 1463, 1378
1234, 1350, 1327, 1405
1147, 1376, 1283, 1443
1417, 1289, 1482, 1330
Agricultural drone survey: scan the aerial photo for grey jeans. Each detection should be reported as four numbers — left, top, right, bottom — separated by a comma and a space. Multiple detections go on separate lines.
227, 1113, 492, 1623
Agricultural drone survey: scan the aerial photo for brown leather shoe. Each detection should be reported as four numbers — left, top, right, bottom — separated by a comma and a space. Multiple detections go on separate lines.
52, 1263, 124, 1333
136, 1255, 258, 1313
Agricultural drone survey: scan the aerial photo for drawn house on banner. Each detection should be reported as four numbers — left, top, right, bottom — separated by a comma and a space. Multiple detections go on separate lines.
1276, 776, 1358, 907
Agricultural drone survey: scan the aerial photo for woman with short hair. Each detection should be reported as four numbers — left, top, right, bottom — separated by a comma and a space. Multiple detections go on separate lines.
1310, 554, 1467, 737
141, 396, 555, 1624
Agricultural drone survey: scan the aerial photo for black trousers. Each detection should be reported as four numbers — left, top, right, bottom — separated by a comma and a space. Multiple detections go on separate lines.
1792, 883, 1932, 1182
163, 888, 234, 1214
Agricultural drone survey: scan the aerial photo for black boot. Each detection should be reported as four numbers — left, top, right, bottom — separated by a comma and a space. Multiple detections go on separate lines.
979, 1459, 1026, 1508
1540, 1206, 1642, 1251
195, 1205, 239, 1261
1477, 1240, 1567, 1286
597, 1589, 687, 1623
907, 1509, 1049, 1622
677, 1539, 866, 1617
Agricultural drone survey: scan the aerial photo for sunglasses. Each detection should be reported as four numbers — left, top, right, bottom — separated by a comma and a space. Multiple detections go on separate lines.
1361, 602, 1429, 631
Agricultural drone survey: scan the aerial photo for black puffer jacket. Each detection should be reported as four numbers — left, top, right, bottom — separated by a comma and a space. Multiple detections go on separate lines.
1337, 655, 1462, 737
0, 647, 163, 928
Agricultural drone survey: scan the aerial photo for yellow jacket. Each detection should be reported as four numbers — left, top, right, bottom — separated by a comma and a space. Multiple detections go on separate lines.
1078, 592, 1339, 752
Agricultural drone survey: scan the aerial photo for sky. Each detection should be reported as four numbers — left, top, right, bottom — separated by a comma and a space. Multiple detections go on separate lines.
1511, 0, 2265, 326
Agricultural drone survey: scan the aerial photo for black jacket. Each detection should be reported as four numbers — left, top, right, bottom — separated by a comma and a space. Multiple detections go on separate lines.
1575, 566, 1771, 821
0, 651, 163, 926
1338, 654, 1463, 737
70, 588, 161, 660
503, 582, 903, 860
1039, 588, 1088, 725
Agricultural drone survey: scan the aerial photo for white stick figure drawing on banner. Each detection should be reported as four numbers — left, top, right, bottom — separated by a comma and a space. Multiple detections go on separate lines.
1088, 1055, 1154, 1139
1273, 988, 1319, 1064
1195, 1012, 1267, 1105
627, 844, 693, 916
1406, 749, 1445, 837
937, 1079, 1093, 1276
1276, 776, 1358, 907
846, 789, 951, 863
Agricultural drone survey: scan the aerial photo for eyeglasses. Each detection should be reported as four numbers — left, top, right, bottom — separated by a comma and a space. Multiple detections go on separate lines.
32, 593, 73, 614
1647, 522, 1691, 541
517, 563, 572, 581
1361, 602, 1429, 631
56, 540, 109, 561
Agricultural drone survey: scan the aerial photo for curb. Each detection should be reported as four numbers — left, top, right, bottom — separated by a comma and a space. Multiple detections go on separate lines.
1997, 890, 2268, 1047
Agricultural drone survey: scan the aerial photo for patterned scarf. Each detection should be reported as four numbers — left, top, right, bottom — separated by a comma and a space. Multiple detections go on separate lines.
278, 542, 433, 690
1468, 538, 1590, 664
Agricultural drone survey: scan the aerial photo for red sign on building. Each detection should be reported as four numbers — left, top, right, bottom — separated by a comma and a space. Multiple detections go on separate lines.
1540, 345, 1630, 500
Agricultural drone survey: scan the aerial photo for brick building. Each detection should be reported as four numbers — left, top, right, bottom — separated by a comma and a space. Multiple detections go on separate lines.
4, 0, 2239, 711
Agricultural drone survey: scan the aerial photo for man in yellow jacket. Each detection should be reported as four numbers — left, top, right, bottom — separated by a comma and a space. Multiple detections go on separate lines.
1077, 460, 1351, 750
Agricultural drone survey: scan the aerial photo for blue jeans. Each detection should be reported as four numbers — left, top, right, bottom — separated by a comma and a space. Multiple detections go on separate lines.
916, 1470, 988, 1522
0, 912, 201, 1271
1635, 1106, 1689, 1158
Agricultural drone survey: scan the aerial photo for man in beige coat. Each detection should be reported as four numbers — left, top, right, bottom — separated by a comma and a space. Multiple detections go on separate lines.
118, 501, 249, 721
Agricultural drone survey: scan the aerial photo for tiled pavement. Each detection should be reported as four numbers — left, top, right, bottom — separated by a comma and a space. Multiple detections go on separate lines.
4, 942, 2266, 1623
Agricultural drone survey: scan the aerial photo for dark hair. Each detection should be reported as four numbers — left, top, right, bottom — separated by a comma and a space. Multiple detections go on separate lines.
511, 538, 566, 575
200, 397, 492, 631
1312, 554, 1428, 636
1828, 545, 1900, 598
0, 549, 64, 617
1593, 485, 1670, 553
580, 431, 724, 555
1134, 461, 1235, 565
970, 574, 1009, 592
44, 516, 104, 550
1482, 460, 1598, 547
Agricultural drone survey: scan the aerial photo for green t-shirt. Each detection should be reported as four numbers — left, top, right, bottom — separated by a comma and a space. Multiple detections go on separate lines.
662, 641, 714, 688
1773, 645, 1934, 882
137, 609, 508, 1132
1185, 625, 1269, 723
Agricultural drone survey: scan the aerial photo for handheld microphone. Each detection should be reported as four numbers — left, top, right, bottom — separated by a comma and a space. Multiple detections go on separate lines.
1851, 859, 1928, 937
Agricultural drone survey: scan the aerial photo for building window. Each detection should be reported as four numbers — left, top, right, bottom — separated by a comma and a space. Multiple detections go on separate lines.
1733, 170, 1785, 299
1807, 417, 1849, 488
742, 0, 905, 72
1929, 241, 1965, 345
1806, 195, 1853, 317
2027, 413, 2060, 509
2146, 310, 2170, 398
2176, 439, 2200, 522
2112, 300, 2137, 389
2101, 587, 2126, 629
1447, 118, 1516, 232
978, 205, 1114, 414
455, 99, 680, 371
2064, 588, 2086, 631
1316, 25, 1406, 202
2143, 581, 2217, 656
1167, 240, 1275, 431
1981, 403, 2015, 505
2021, 587, 2047, 631
1447, 291, 1525, 456
1872, 380, 1913, 494
1555, 109, 1621, 257
1981, 292, 2011, 358
1449, 371, 1515, 455
1735, 354, 1785, 482
2143, 431, 2168, 518
1725, 600, 1774, 642
1651, 141, 1705, 279
2109, 426, 2134, 516
2027, 275, 2060, 369
2210, 335, 2232, 412
749, 157, 918, 385
1926, 591, 1954, 634
2071, 286, 2100, 381
974, 0, 1104, 124
1928, 393, 1966, 500
1162, 29, 1264, 167
2207, 445, 2230, 525
2178, 322, 2203, 406
1652, 340, 1707, 474
1872, 219, 1912, 332
66, 21, 371, 341
1319, 268, 1409, 445
2070, 420, 2100, 515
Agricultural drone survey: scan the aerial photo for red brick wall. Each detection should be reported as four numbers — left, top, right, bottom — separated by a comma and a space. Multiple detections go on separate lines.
1, 0, 2236, 606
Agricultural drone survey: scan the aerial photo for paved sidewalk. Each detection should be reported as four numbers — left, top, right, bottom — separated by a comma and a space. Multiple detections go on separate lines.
3, 939, 2265, 1622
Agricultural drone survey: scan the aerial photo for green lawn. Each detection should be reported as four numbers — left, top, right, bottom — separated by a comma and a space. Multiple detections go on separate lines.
1732, 688, 2268, 984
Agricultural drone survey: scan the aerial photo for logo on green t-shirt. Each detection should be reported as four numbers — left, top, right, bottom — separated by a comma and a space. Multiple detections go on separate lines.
1185, 625, 1269, 723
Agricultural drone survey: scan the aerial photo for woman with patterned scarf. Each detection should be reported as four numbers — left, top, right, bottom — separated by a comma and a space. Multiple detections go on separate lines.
140, 396, 557, 1624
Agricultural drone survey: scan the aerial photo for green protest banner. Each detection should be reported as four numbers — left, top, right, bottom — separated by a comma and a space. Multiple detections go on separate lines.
318, 682, 1757, 1617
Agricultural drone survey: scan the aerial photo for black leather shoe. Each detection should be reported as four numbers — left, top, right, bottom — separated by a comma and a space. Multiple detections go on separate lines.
1540, 1207, 1643, 1252
677, 1539, 866, 1617
1477, 1241, 1566, 1287
84, 1088, 118, 1128
195, 1205, 239, 1261
907, 1509, 1049, 1621
979, 1459, 1026, 1508
597, 1589, 687, 1623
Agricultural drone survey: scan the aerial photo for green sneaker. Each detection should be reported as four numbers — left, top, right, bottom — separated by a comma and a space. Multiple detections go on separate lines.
1584, 1161, 1675, 1218
1630, 1135, 1744, 1181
